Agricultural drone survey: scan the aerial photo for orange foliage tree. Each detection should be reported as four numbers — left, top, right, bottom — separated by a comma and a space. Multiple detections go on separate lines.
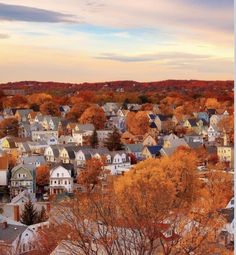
0, 117, 19, 138
126, 111, 150, 135
38, 147, 231, 254
36, 165, 50, 190
40, 101, 60, 116
79, 106, 106, 129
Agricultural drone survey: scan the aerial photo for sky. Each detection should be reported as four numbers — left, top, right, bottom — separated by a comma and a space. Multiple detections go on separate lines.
0, 0, 234, 83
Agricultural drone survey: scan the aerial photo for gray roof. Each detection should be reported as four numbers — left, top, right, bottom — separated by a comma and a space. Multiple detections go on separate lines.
125, 143, 144, 153
76, 124, 95, 131
0, 224, 27, 244
160, 147, 177, 157
22, 155, 46, 165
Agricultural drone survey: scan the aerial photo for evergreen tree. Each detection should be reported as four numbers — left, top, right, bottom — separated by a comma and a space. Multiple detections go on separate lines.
105, 128, 123, 151
90, 130, 98, 148
20, 200, 39, 225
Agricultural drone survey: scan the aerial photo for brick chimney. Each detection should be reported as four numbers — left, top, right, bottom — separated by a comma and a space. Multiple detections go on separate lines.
2, 221, 8, 229
13, 205, 20, 222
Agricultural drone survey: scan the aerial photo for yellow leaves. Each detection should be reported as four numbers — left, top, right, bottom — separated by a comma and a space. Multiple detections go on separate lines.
205, 97, 221, 109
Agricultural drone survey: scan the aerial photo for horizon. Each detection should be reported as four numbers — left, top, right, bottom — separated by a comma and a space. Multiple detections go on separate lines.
0, 1, 234, 82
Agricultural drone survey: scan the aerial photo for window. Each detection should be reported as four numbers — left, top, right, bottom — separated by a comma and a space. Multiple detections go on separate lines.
65, 181, 67, 185
57, 173, 59, 177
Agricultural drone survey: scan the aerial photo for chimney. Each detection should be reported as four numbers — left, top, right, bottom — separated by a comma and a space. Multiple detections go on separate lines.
13, 205, 20, 222
2, 221, 8, 229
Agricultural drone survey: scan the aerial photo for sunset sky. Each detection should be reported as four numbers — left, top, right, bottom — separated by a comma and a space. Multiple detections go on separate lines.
0, 0, 234, 83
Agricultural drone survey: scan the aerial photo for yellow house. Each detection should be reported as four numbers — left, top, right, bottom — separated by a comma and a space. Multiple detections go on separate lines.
217, 146, 234, 168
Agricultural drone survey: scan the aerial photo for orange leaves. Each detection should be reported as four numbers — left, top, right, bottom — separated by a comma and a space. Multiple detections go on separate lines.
126, 111, 149, 135
36, 165, 50, 186
79, 106, 106, 129
40, 101, 60, 116
0, 117, 18, 138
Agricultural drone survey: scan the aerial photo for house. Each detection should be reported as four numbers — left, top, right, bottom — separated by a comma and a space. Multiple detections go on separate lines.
59, 146, 77, 164
44, 145, 60, 163
20, 155, 46, 168
162, 133, 179, 147
97, 129, 113, 145
124, 143, 144, 161
184, 135, 203, 149
102, 102, 121, 116
59, 105, 70, 118
59, 135, 76, 145
142, 145, 162, 159
15, 109, 33, 122
196, 112, 209, 123
0, 216, 48, 255
142, 134, 157, 146
217, 146, 234, 168
154, 114, 173, 132
210, 114, 225, 126
49, 165, 74, 194
208, 124, 221, 142
163, 134, 189, 148
105, 151, 131, 175
31, 130, 58, 142
218, 198, 234, 248
0, 152, 9, 186
108, 116, 126, 132
183, 119, 208, 135
75, 147, 110, 167
206, 108, 217, 118
10, 164, 36, 198
28, 111, 41, 124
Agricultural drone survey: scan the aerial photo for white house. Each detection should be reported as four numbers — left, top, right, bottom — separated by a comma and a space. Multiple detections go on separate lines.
105, 151, 131, 175
207, 124, 221, 142
50, 165, 73, 194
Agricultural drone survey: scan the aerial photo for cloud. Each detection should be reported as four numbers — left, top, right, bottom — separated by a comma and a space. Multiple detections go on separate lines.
95, 52, 211, 62
0, 33, 9, 39
0, 3, 76, 23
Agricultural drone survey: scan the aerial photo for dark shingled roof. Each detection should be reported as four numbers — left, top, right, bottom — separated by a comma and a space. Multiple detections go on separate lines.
187, 119, 198, 127
156, 114, 172, 121
0, 224, 27, 244
147, 145, 162, 155
149, 114, 156, 120
150, 122, 157, 129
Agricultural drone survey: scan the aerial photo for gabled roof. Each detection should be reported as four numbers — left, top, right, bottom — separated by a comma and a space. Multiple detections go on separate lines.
187, 119, 198, 127
150, 122, 157, 129
148, 114, 156, 120
146, 145, 162, 155
22, 155, 46, 165
125, 143, 144, 153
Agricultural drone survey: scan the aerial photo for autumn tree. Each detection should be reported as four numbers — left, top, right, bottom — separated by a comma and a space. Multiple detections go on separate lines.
27, 93, 52, 106
77, 158, 107, 192
40, 101, 60, 116
39, 147, 231, 255
36, 165, 50, 194
66, 103, 90, 121
0, 117, 19, 138
104, 128, 123, 151
80, 106, 106, 129
126, 111, 149, 135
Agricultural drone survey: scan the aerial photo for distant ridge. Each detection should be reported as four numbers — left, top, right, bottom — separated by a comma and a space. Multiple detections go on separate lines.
0, 80, 233, 94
